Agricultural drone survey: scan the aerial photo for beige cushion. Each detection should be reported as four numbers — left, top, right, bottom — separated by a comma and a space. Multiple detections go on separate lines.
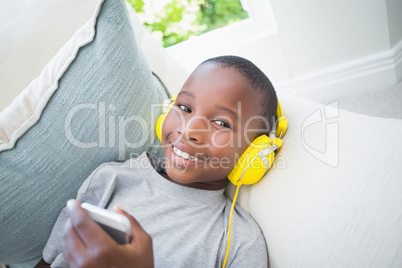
227, 96, 402, 267
0, 0, 99, 112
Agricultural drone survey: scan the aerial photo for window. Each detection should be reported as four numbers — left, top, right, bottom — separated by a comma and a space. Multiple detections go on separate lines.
127, 0, 249, 47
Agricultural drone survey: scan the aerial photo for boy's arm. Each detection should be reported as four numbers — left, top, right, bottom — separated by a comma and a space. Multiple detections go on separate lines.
228, 231, 268, 268
42, 202, 74, 265
42, 163, 113, 264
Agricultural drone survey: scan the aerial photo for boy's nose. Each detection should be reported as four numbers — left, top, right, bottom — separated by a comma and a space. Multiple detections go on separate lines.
182, 115, 211, 144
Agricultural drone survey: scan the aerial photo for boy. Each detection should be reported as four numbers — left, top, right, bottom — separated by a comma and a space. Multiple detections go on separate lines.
39, 55, 278, 267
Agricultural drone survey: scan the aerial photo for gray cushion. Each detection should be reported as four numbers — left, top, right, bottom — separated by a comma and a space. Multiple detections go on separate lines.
0, 0, 167, 266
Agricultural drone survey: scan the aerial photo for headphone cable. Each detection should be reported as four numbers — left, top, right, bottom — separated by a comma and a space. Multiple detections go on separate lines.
222, 181, 243, 268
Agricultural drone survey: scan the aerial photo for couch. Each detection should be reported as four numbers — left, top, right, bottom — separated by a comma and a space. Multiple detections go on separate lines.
1, 0, 401, 267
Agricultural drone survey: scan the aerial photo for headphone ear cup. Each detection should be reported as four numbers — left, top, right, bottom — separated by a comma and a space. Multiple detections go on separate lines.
228, 135, 275, 185
156, 113, 166, 142
156, 95, 178, 143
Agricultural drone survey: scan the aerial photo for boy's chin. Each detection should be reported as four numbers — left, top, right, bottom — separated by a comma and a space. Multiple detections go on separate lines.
164, 165, 230, 190
164, 167, 200, 186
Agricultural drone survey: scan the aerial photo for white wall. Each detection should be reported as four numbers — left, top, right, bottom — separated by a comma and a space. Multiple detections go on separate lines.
270, 0, 389, 76
166, 20, 290, 82
167, 0, 402, 102
166, 0, 290, 82
386, 0, 402, 47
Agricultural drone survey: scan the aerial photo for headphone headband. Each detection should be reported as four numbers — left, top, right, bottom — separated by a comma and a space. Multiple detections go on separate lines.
276, 101, 287, 139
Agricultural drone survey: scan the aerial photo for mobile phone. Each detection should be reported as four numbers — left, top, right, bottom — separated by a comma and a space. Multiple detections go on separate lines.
81, 202, 132, 244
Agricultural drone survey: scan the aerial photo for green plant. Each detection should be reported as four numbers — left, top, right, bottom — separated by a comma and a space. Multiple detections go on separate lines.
128, 0, 248, 47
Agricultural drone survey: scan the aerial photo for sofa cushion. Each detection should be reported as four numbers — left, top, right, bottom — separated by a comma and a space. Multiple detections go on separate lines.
0, 0, 99, 112
228, 96, 402, 267
0, 0, 168, 266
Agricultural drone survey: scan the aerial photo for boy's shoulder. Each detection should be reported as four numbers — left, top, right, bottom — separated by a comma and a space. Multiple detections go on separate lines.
222, 199, 268, 265
230, 201, 264, 235
78, 152, 152, 190
94, 151, 156, 172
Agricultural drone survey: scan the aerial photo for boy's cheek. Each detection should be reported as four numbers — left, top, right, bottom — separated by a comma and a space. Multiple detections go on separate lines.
210, 132, 237, 149
216, 157, 233, 172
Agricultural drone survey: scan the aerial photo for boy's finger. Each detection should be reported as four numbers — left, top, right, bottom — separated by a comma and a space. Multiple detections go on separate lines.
114, 206, 151, 245
67, 199, 116, 248
63, 219, 90, 266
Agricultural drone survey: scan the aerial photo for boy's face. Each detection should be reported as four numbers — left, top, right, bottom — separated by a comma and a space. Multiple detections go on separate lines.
161, 63, 265, 190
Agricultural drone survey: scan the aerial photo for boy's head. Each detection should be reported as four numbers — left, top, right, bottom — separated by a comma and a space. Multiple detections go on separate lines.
202, 56, 278, 128
160, 55, 277, 190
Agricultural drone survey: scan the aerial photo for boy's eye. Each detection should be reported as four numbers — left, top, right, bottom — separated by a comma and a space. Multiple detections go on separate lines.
214, 120, 232, 129
178, 104, 192, 113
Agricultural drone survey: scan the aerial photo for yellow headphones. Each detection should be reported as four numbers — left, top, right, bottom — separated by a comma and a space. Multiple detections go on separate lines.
156, 94, 287, 267
156, 94, 288, 185
156, 94, 178, 143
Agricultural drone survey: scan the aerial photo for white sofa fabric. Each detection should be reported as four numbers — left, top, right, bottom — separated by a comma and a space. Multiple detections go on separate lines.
228, 96, 402, 267
1, 0, 401, 267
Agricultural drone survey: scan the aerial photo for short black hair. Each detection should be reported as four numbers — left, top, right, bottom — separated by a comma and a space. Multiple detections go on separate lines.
201, 55, 277, 133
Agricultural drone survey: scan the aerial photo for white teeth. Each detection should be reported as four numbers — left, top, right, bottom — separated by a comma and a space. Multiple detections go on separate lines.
173, 146, 182, 156
173, 146, 202, 162
189, 156, 199, 161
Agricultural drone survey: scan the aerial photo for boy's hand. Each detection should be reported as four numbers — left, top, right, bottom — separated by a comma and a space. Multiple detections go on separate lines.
63, 200, 154, 268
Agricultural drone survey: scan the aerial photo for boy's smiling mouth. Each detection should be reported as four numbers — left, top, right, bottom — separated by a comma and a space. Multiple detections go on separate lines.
172, 145, 205, 162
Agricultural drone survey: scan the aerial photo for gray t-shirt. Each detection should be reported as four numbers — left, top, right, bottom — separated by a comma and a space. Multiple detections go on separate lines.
43, 152, 268, 267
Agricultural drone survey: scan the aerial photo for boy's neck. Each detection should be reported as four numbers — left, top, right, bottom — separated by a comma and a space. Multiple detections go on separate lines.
159, 172, 229, 191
